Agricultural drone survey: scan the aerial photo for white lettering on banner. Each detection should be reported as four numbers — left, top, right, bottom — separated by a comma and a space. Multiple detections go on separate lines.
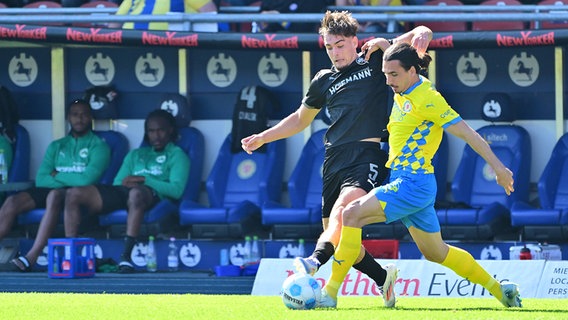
536, 261, 568, 298
252, 259, 558, 298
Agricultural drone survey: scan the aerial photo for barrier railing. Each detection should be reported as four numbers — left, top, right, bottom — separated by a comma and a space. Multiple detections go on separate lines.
0, 5, 567, 31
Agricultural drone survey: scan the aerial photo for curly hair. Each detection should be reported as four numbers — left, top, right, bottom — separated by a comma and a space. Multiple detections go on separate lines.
143, 109, 178, 144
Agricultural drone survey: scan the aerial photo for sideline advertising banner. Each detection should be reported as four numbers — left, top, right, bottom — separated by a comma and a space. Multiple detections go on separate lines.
252, 259, 567, 299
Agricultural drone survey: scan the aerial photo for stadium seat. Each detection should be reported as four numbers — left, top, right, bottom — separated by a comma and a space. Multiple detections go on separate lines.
8, 124, 31, 184
471, 0, 527, 31
438, 93, 531, 240
92, 130, 130, 185
510, 132, 568, 241
261, 129, 325, 239
531, 0, 568, 29
17, 130, 129, 237
179, 134, 285, 239
414, 0, 468, 32
23, 0, 61, 7
98, 126, 205, 238
73, 1, 118, 28
23, 1, 64, 26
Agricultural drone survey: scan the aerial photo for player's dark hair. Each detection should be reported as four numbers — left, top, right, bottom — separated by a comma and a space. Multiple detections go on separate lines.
319, 10, 358, 38
66, 98, 92, 117
384, 42, 432, 73
143, 109, 178, 144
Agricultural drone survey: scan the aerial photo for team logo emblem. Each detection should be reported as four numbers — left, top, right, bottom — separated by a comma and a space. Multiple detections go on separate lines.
402, 101, 412, 113
79, 148, 89, 158
180, 243, 201, 267
131, 243, 150, 267
85, 53, 115, 85
230, 242, 249, 266
207, 53, 237, 88
278, 243, 302, 258
483, 99, 501, 119
456, 52, 487, 87
481, 245, 502, 260
161, 99, 179, 117
509, 52, 539, 87
9, 53, 38, 87
156, 155, 166, 164
258, 52, 288, 87
135, 53, 165, 87
237, 159, 256, 179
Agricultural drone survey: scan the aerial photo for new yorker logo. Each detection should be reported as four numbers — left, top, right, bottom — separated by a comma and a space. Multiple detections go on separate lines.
142, 32, 198, 47
241, 34, 298, 49
328, 68, 371, 95
0, 25, 46, 40
429, 35, 454, 49
66, 28, 122, 44
497, 31, 554, 47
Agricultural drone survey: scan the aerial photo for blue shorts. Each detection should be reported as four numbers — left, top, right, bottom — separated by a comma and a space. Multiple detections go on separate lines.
372, 170, 440, 233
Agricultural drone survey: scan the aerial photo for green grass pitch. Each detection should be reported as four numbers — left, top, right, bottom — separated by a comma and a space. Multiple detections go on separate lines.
0, 293, 565, 320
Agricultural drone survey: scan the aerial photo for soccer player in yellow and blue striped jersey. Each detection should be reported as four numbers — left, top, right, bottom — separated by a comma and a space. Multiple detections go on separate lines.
320, 42, 522, 309
114, 0, 217, 30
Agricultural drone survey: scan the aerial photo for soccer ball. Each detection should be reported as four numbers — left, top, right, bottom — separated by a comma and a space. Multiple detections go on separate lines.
281, 273, 321, 310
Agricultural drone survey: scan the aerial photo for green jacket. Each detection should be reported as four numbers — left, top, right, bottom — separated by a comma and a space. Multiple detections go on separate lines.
36, 131, 111, 188
113, 142, 190, 200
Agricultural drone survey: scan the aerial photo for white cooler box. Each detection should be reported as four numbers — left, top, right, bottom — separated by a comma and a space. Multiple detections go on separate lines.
509, 243, 562, 260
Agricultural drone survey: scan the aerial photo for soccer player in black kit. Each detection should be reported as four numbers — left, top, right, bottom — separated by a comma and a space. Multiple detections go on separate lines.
241, 11, 432, 307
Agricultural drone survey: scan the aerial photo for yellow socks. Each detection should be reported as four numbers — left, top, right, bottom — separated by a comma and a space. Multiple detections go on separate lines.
441, 245, 502, 300
325, 226, 362, 299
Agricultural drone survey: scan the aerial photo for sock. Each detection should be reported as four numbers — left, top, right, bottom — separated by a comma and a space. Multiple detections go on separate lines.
441, 245, 502, 300
325, 226, 362, 299
312, 241, 335, 267
353, 251, 387, 287
121, 236, 136, 262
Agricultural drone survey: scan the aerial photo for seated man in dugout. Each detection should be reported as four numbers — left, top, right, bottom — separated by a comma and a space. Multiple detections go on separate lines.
63, 109, 190, 273
0, 99, 110, 272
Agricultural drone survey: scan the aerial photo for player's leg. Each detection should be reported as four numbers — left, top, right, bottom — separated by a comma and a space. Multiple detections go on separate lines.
320, 190, 387, 307
24, 189, 67, 267
409, 226, 522, 307
296, 185, 387, 282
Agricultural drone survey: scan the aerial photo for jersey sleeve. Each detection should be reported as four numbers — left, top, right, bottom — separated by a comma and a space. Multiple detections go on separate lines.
301, 70, 328, 110
112, 149, 136, 186
35, 141, 64, 188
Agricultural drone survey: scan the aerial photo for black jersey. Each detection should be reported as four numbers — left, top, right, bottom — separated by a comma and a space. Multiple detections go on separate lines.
302, 50, 389, 148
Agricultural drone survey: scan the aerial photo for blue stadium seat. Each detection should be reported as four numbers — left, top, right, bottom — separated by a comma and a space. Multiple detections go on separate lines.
98, 127, 205, 237
439, 125, 531, 240
261, 129, 325, 239
9, 124, 31, 184
179, 134, 285, 239
93, 130, 130, 185
17, 130, 129, 237
510, 133, 568, 241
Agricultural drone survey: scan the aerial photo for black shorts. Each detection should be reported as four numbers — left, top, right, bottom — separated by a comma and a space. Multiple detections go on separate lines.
95, 184, 160, 214
25, 187, 66, 208
321, 141, 389, 219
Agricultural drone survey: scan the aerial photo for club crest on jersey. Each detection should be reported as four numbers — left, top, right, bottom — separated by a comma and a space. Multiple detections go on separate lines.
402, 101, 412, 113
156, 155, 166, 164
355, 56, 367, 65
79, 148, 89, 158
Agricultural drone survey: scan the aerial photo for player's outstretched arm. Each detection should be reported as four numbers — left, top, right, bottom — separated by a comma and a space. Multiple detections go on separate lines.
241, 105, 319, 154
445, 120, 515, 195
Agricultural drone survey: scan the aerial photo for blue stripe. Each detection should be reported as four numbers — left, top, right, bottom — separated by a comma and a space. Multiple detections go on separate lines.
134, 0, 157, 30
